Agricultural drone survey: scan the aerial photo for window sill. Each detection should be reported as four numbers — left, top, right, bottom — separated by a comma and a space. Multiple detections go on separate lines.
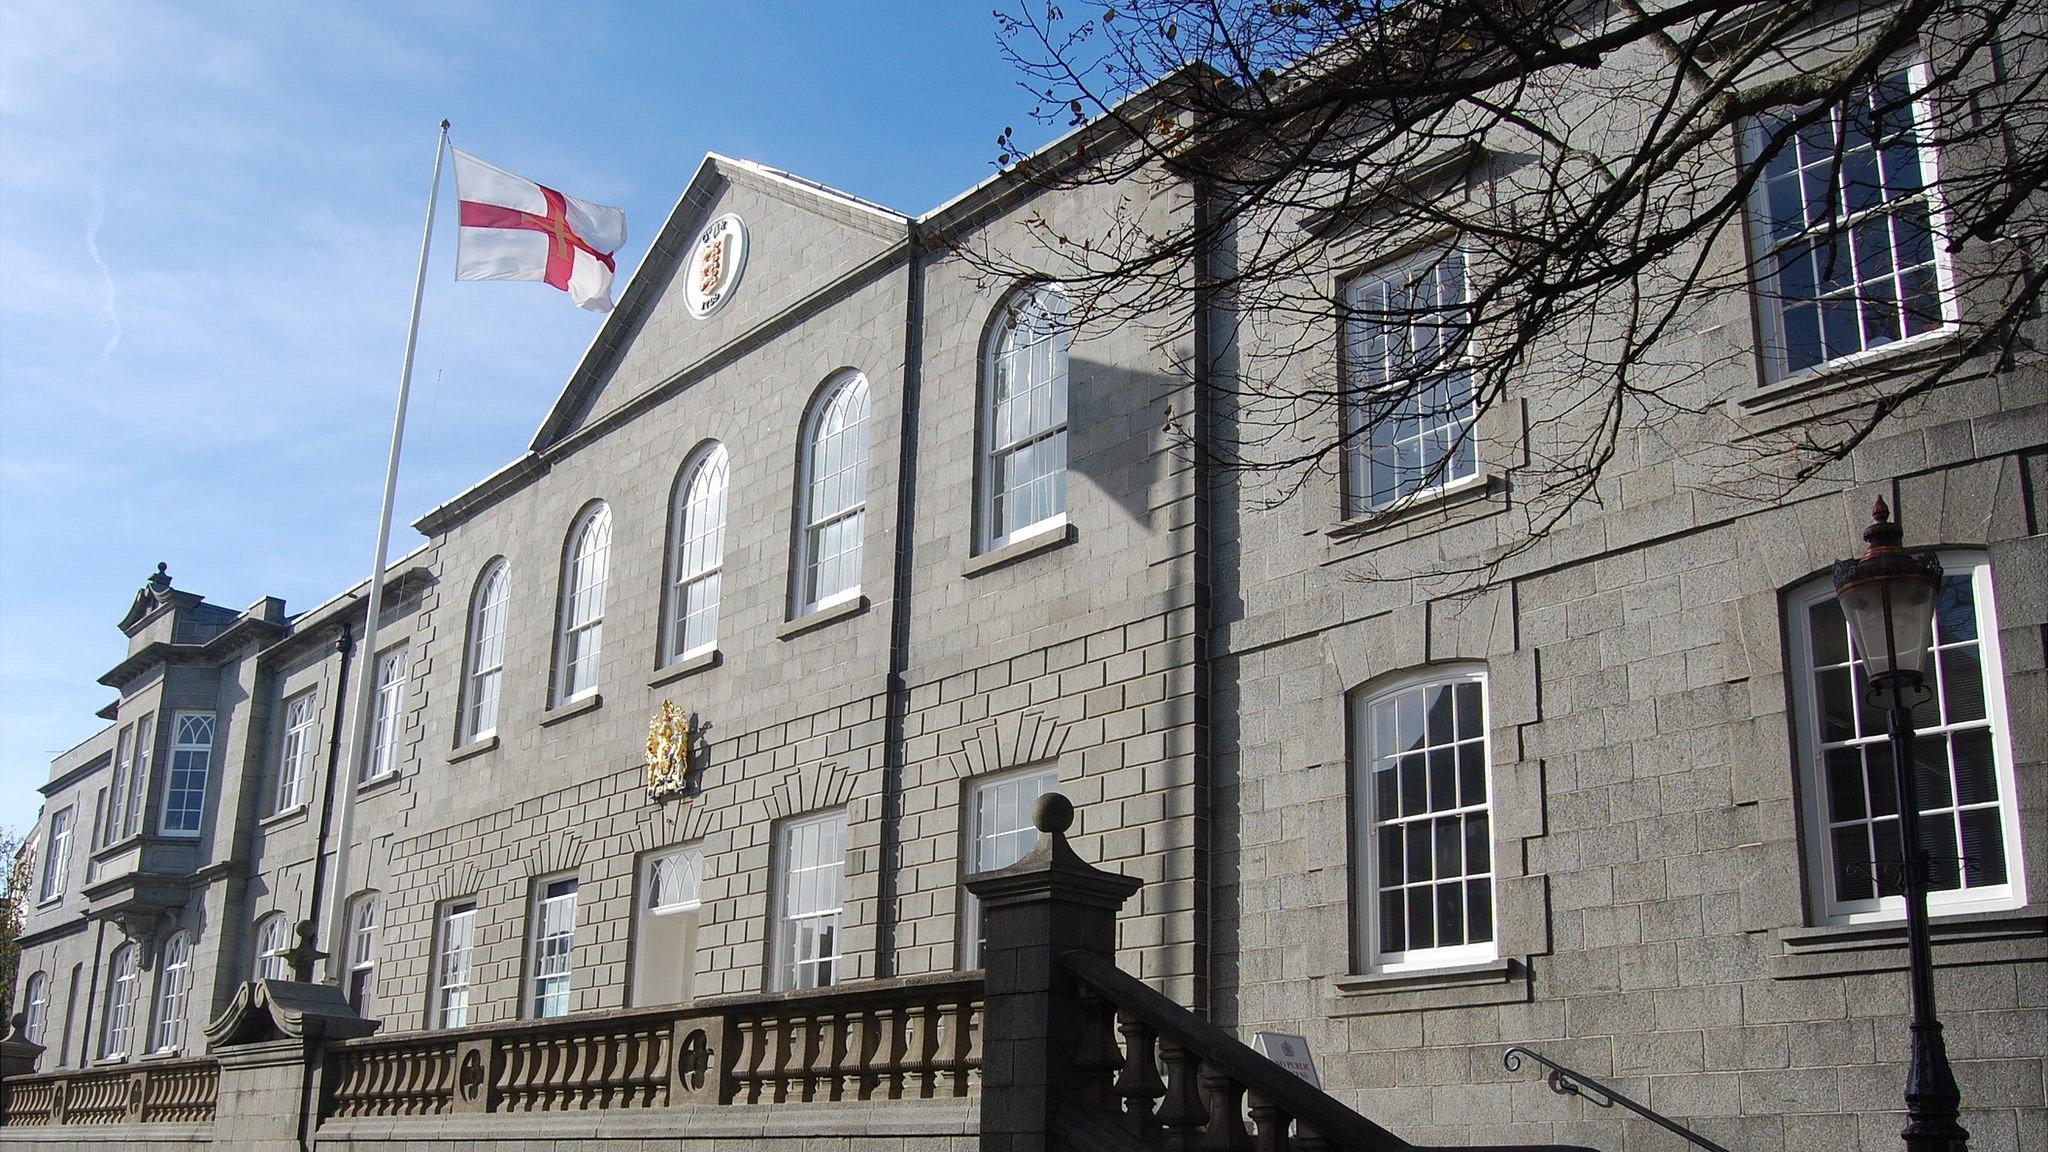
447, 736, 499, 765
778, 595, 869, 641
355, 772, 403, 799
94, 833, 144, 859
965, 521, 1077, 577
540, 693, 604, 727
1329, 956, 1526, 1016
259, 805, 309, 831
1771, 908, 2044, 980
650, 648, 722, 688
1739, 325, 1963, 413
1328, 473, 1496, 541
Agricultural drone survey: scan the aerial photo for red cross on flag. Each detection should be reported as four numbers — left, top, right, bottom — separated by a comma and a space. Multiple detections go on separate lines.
453, 149, 627, 312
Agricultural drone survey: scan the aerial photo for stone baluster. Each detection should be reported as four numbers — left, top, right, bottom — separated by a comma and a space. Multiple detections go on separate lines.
1155, 1040, 1207, 1151
1072, 984, 1124, 1112
964, 997, 984, 1094
903, 1001, 933, 1098
1115, 1012, 1167, 1141
1197, 1066, 1254, 1151
498, 1036, 526, 1111
733, 1016, 763, 1103
1293, 1122, 1334, 1151
873, 1004, 903, 1099
936, 998, 973, 1097
838, 1008, 869, 1100
809, 1011, 840, 1101
1246, 1093, 1293, 1152
773, 1015, 802, 1103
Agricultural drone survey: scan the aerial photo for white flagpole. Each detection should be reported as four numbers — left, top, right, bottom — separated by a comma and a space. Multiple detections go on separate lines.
321, 118, 451, 984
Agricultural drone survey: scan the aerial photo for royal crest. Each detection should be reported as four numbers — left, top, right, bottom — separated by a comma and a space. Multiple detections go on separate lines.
644, 700, 693, 802
683, 213, 748, 320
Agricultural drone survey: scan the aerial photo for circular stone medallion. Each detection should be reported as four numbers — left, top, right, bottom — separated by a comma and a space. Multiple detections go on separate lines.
684, 213, 748, 320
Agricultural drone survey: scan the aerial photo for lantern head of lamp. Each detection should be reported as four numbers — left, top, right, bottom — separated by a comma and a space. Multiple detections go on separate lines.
1832, 498, 1944, 712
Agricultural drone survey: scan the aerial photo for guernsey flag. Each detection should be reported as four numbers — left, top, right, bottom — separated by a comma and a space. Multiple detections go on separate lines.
452, 149, 627, 312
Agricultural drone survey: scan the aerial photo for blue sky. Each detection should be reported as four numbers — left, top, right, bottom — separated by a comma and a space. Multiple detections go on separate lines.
0, 1, 1063, 830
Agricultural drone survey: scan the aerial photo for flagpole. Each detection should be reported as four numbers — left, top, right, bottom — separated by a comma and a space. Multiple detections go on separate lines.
320, 118, 451, 985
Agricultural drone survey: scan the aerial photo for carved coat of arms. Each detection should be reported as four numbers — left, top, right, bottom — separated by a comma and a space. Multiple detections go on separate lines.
645, 700, 692, 802
683, 213, 747, 319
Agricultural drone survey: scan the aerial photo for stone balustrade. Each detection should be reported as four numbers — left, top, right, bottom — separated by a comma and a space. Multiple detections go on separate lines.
324, 971, 983, 1119
0, 1058, 219, 1127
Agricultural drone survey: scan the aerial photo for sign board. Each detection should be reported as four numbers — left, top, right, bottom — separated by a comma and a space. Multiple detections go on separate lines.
1252, 1032, 1320, 1089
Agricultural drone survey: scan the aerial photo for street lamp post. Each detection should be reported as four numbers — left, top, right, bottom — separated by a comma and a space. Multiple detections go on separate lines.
1832, 498, 1968, 1152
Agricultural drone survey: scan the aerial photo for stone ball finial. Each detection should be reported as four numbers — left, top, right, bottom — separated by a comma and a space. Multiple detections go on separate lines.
1033, 791, 1074, 837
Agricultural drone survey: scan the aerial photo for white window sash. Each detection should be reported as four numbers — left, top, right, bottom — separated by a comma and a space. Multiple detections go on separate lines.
438, 903, 476, 1029
774, 812, 847, 991
796, 376, 869, 615
666, 448, 728, 663
530, 878, 579, 1018
961, 767, 1060, 967
254, 916, 289, 982
152, 935, 192, 1054
1744, 58, 1959, 383
465, 564, 509, 742
38, 807, 72, 903
981, 287, 1071, 551
1353, 670, 1498, 974
557, 509, 610, 703
1341, 250, 1478, 517
1788, 556, 2026, 924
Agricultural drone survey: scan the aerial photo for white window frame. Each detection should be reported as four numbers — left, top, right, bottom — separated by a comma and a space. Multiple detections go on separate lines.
463, 560, 510, 744
1352, 666, 1498, 974
360, 647, 408, 783
1745, 57, 1959, 385
151, 931, 192, 1054
101, 944, 138, 1060
158, 712, 215, 837
435, 900, 477, 1029
108, 724, 135, 844
23, 971, 49, 1046
555, 504, 612, 704
528, 874, 579, 1019
38, 806, 72, 905
772, 810, 847, 991
275, 690, 317, 814
663, 445, 729, 664
345, 893, 379, 1016
1787, 553, 2026, 925
1340, 248, 1479, 517
632, 847, 705, 1007
960, 766, 1061, 968
253, 913, 289, 982
980, 285, 1071, 552
794, 372, 870, 616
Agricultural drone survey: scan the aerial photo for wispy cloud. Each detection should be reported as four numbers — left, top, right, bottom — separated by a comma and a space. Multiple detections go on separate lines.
85, 182, 121, 377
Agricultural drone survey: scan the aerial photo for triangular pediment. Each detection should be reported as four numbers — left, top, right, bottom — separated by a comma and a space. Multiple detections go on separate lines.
529, 154, 909, 453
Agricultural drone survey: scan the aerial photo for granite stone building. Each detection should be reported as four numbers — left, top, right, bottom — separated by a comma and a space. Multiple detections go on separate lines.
6, 7, 2044, 1150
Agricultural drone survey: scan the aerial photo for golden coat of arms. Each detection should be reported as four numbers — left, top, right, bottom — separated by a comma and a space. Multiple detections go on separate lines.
645, 700, 692, 802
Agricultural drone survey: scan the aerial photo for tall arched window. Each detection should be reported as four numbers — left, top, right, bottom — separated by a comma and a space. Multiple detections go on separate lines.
463, 560, 511, 743
345, 893, 379, 1016
795, 372, 870, 615
101, 944, 138, 1059
22, 971, 48, 1047
253, 912, 289, 982
151, 931, 192, 1054
555, 503, 612, 703
663, 444, 729, 664
981, 285, 1070, 550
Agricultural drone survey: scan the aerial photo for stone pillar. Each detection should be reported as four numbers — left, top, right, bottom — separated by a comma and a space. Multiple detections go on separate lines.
201, 978, 379, 1151
966, 793, 1141, 1152
0, 1013, 45, 1078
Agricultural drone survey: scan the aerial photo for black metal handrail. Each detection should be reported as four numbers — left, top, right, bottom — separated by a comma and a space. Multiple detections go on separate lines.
1501, 1047, 1734, 1152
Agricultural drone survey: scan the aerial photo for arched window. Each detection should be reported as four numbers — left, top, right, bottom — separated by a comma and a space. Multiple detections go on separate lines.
555, 503, 612, 703
463, 560, 511, 743
253, 912, 289, 982
101, 944, 138, 1059
22, 971, 48, 1047
795, 372, 870, 615
345, 893, 379, 1016
663, 444, 729, 664
151, 932, 192, 1054
981, 285, 1070, 550
1351, 667, 1496, 972
1787, 553, 2025, 923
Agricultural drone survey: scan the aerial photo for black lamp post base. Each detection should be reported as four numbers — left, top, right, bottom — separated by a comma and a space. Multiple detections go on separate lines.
1902, 1018, 1968, 1152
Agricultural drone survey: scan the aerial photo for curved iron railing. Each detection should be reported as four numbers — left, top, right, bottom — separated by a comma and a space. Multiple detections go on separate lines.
1501, 1046, 1733, 1152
